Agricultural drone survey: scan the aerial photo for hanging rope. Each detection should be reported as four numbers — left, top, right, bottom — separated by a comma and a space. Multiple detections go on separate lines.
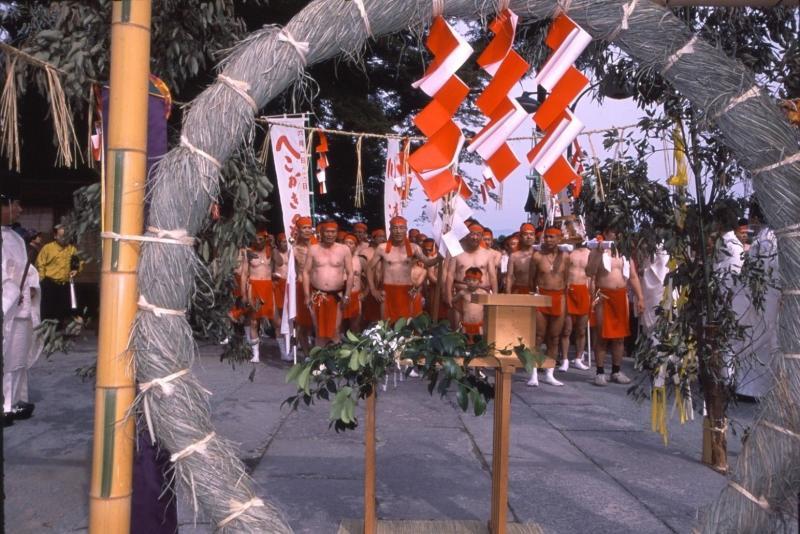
0, 55, 20, 171
354, 135, 365, 208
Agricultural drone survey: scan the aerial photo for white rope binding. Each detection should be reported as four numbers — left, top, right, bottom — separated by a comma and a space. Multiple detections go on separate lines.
775, 222, 800, 238
752, 151, 800, 175
180, 135, 222, 169
761, 420, 800, 440
728, 480, 770, 511
139, 369, 190, 396
607, 0, 637, 41
217, 497, 265, 528
217, 74, 259, 113
661, 35, 698, 75
351, 0, 372, 37
277, 29, 310, 66
170, 432, 216, 463
719, 85, 760, 116
554, 0, 573, 15
101, 230, 195, 247
138, 295, 186, 317
783, 353, 800, 360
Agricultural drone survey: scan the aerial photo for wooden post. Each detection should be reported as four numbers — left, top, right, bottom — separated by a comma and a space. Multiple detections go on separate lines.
364, 385, 377, 534
489, 364, 514, 534
89, 2, 151, 533
700, 323, 728, 473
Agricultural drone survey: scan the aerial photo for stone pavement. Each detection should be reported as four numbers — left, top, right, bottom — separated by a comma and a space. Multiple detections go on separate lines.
4, 335, 758, 533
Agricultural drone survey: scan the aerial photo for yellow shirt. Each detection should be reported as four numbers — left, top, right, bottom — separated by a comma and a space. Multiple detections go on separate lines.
36, 241, 80, 283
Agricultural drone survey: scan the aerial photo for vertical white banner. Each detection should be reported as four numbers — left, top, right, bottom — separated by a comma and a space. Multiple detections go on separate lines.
269, 118, 311, 235
383, 138, 405, 234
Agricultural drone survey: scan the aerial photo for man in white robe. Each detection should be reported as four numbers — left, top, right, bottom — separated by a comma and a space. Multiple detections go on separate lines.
711, 202, 745, 387
2, 192, 42, 426
639, 246, 670, 334
734, 201, 780, 398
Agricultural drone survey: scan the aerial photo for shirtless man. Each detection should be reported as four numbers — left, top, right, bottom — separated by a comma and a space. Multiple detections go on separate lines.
585, 225, 645, 386
505, 223, 536, 294
353, 222, 370, 255
559, 240, 591, 372
242, 231, 284, 362
292, 216, 315, 354
527, 227, 570, 387
342, 233, 364, 333
410, 259, 427, 317
271, 233, 291, 360
445, 223, 498, 326
453, 267, 488, 343
303, 220, 354, 346
367, 216, 441, 323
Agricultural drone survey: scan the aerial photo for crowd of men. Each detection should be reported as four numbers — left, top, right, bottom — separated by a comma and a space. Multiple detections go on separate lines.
234, 214, 653, 389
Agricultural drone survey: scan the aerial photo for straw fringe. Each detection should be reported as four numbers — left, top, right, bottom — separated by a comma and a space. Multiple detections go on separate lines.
0, 56, 20, 171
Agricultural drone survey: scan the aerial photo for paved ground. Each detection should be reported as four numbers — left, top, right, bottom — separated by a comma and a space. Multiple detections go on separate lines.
4, 335, 759, 533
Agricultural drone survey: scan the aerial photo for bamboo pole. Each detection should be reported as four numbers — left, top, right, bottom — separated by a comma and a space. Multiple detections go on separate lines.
89, 2, 152, 533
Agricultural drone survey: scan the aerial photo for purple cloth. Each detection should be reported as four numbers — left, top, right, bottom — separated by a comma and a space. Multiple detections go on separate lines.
131, 422, 178, 534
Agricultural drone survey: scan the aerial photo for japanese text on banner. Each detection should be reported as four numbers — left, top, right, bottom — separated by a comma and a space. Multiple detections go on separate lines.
269, 118, 311, 235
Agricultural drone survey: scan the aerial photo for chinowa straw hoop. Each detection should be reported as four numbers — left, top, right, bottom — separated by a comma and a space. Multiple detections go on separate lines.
131, 1, 799, 532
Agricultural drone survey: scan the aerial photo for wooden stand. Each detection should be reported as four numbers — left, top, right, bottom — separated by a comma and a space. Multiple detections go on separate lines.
360, 294, 550, 534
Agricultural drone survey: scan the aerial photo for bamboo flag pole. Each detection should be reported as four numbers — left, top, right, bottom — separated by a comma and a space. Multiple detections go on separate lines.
89, 1, 151, 532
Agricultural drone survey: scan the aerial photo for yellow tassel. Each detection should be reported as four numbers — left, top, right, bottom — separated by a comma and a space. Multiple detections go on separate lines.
651, 386, 668, 446
667, 119, 688, 187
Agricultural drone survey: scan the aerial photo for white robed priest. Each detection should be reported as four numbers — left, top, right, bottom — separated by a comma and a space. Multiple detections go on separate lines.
2, 189, 42, 426
733, 200, 780, 399
639, 245, 670, 334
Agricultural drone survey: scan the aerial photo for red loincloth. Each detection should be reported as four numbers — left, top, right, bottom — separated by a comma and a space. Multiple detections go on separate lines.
567, 283, 590, 316
411, 288, 423, 317
537, 288, 565, 317
249, 279, 275, 319
342, 290, 361, 320
273, 278, 287, 311
362, 293, 382, 323
462, 321, 483, 343
383, 284, 413, 322
462, 322, 482, 335
599, 287, 630, 339
295, 281, 312, 327
511, 284, 531, 295
312, 288, 341, 339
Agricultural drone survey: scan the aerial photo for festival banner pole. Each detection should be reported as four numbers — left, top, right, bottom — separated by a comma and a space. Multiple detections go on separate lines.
89, 1, 151, 532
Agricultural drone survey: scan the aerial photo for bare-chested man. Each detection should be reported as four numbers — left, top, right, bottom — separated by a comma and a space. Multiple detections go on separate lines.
421, 238, 447, 321
353, 222, 370, 255
342, 233, 364, 333
303, 220, 353, 346
292, 216, 315, 354
527, 227, 570, 387
453, 267, 488, 343
367, 216, 441, 323
585, 225, 644, 386
558, 240, 591, 372
505, 223, 536, 294
271, 233, 291, 360
445, 223, 498, 327
242, 231, 284, 362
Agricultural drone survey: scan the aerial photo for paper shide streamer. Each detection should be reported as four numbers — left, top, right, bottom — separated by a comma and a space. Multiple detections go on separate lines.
407, 16, 473, 202
527, 14, 591, 196
468, 7, 529, 183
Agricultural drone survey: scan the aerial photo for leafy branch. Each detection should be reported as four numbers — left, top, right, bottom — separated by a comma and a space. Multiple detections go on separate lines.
283, 314, 543, 432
